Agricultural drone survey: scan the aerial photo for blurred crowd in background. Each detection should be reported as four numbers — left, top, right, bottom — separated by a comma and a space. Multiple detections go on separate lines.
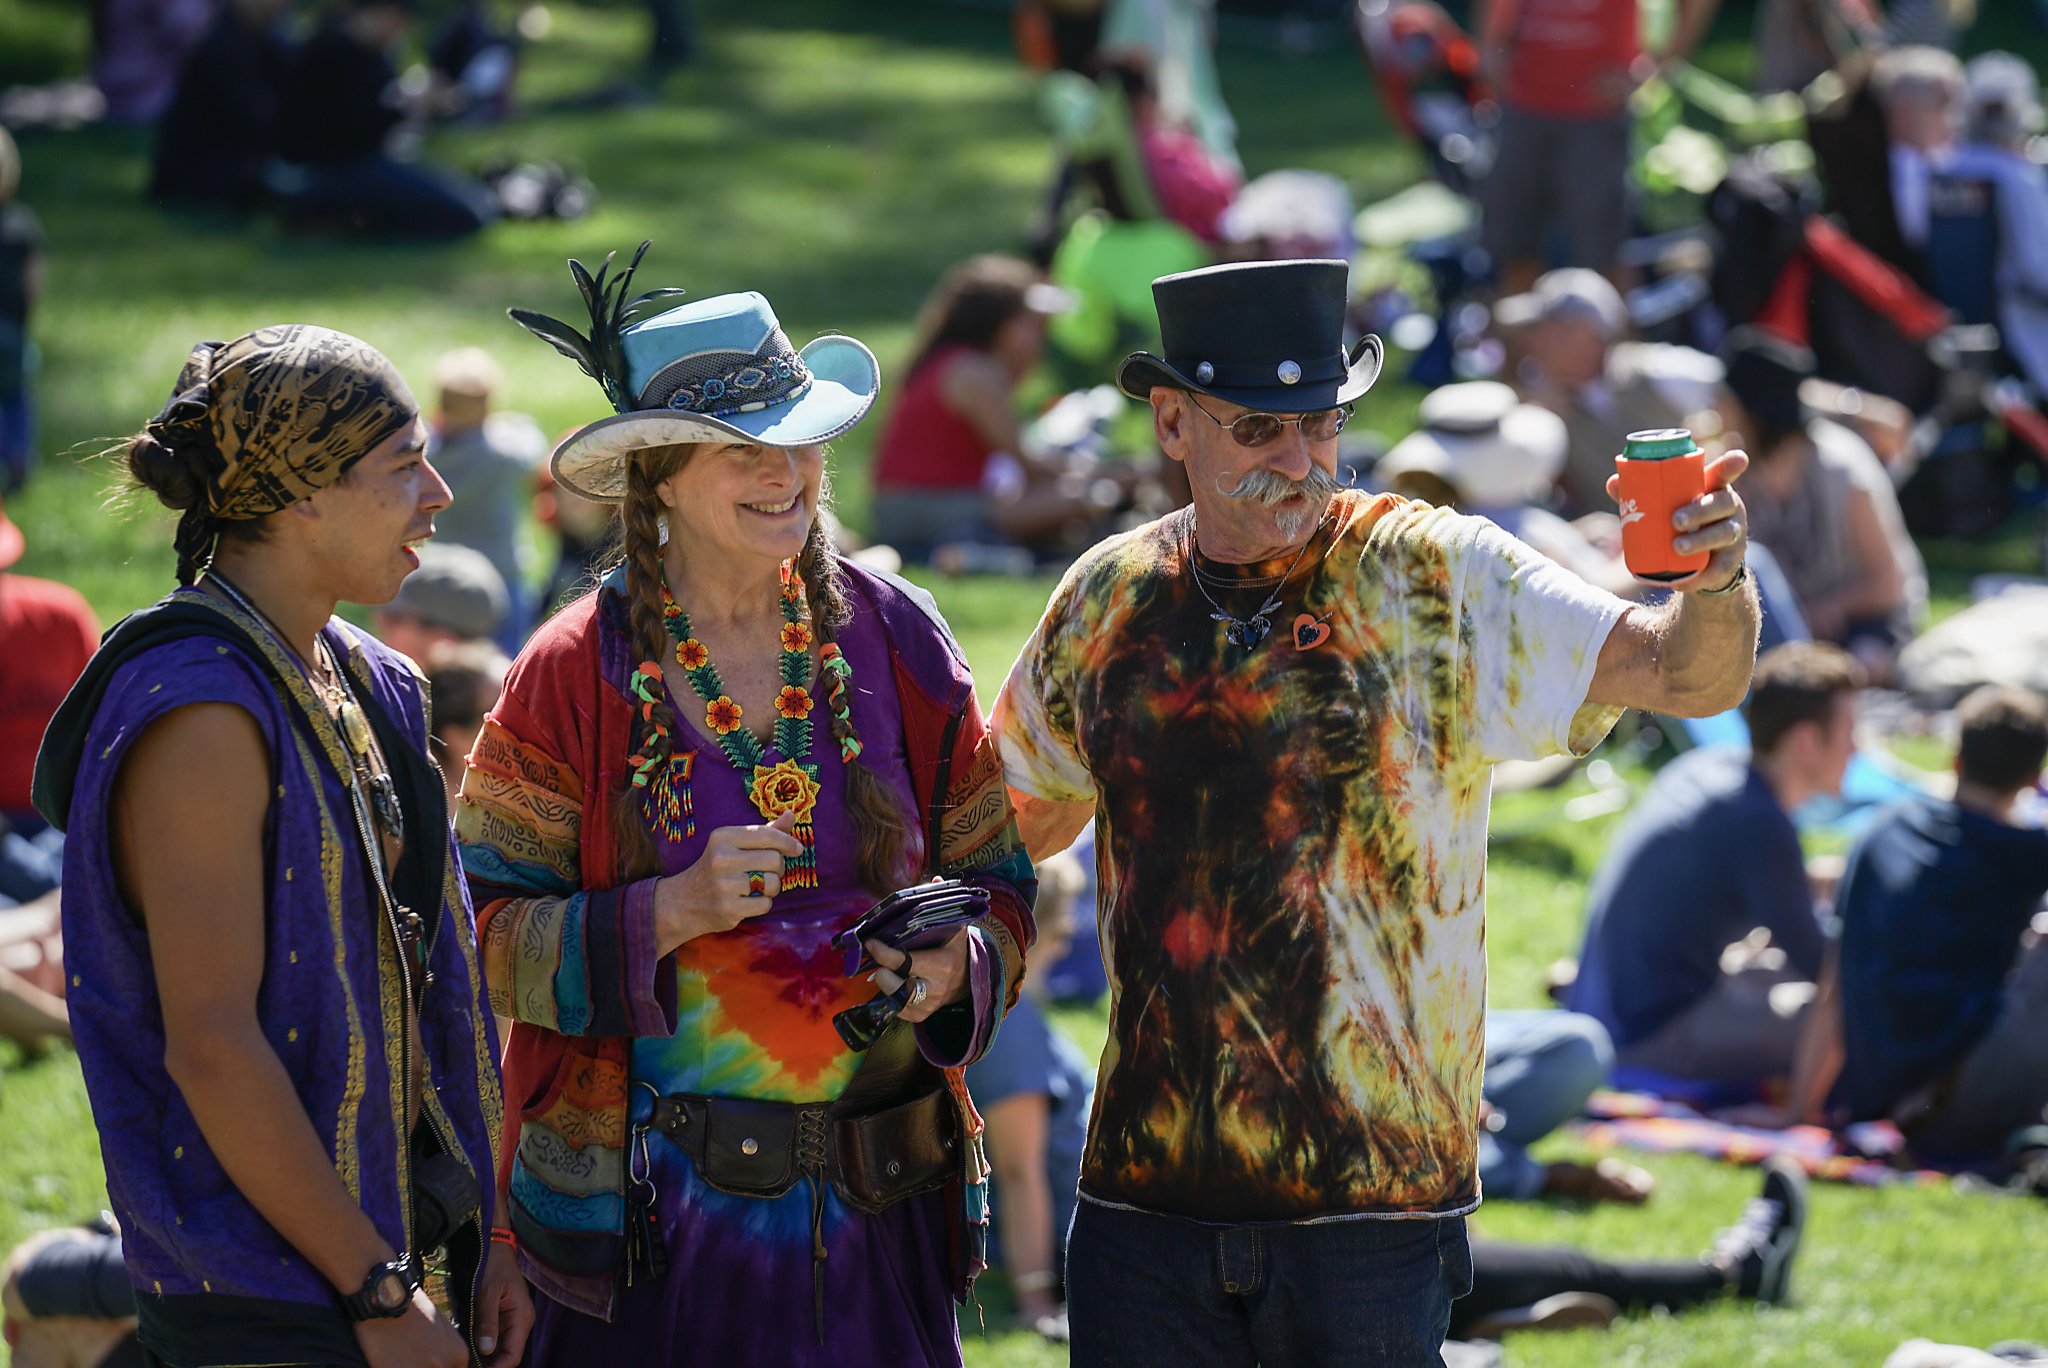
3, 0, 2048, 1363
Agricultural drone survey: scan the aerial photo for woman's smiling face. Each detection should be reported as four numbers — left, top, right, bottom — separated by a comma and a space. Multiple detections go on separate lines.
657, 442, 825, 571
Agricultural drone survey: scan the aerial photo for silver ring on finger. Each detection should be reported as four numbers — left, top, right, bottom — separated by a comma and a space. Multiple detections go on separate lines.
908, 976, 929, 1007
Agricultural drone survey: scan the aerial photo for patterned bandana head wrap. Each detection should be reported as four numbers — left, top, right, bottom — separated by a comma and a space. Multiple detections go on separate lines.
145, 325, 417, 584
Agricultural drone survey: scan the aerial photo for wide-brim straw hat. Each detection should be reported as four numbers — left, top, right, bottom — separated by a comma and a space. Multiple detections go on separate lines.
1376, 381, 1567, 508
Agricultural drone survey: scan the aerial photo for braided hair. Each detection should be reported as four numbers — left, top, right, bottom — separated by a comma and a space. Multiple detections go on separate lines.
123, 432, 272, 585
611, 445, 913, 892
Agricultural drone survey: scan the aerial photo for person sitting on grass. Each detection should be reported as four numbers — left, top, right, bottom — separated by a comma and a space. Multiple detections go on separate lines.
419, 638, 509, 810
1456, 1158, 1809, 1342
1569, 642, 1863, 1092
1480, 1009, 1655, 1206
870, 254, 1126, 564
1715, 328, 1926, 684
147, 0, 292, 215
1, 1223, 139, 1368
273, 0, 497, 240
1767, 685, 2048, 1164
370, 539, 510, 668
1374, 380, 1635, 596
965, 849, 1094, 1345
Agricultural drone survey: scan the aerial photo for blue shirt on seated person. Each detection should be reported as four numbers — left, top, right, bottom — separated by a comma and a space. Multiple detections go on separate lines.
1568, 643, 1863, 1089
1572, 745, 1824, 1049
1834, 792, 2048, 1121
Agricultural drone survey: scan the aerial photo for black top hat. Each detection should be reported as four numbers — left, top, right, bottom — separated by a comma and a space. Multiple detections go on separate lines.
1117, 259, 1384, 414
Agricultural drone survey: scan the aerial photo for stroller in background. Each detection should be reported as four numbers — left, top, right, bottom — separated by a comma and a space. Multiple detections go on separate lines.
1709, 150, 2048, 542
1352, 0, 1497, 195
1350, 0, 1777, 386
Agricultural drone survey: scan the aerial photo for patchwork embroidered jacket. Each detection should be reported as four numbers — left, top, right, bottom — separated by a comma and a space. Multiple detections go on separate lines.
456, 561, 1035, 1318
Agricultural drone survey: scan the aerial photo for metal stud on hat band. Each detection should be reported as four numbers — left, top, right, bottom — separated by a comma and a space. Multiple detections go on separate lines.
1277, 360, 1302, 384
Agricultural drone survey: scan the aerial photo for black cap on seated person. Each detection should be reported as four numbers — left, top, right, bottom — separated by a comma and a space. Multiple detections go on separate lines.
1117, 259, 1384, 414
1721, 326, 1815, 435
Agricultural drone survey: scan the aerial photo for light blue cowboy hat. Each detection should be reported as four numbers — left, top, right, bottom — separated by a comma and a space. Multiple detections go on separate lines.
509, 242, 880, 501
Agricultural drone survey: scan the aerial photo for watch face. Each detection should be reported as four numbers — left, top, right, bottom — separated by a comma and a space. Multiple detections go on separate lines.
373, 1270, 409, 1312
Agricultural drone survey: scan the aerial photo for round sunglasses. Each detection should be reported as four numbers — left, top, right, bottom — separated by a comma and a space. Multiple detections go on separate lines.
1186, 392, 1353, 448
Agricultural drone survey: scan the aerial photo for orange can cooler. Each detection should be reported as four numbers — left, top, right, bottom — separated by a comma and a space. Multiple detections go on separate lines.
1614, 428, 1709, 582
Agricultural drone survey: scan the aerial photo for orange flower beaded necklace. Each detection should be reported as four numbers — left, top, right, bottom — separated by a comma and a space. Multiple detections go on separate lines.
658, 562, 823, 888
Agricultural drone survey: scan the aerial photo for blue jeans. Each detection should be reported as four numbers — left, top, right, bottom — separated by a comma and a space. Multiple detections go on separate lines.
1066, 1200, 1472, 1366
1479, 1009, 1613, 1200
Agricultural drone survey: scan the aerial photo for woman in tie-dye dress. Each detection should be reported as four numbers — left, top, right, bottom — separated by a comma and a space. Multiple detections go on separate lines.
457, 252, 1035, 1365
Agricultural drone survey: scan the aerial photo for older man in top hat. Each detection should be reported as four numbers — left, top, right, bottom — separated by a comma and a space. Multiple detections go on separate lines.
994, 259, 1760, 1365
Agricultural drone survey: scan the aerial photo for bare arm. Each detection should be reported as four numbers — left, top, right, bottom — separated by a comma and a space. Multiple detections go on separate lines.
1586, 450, 1761, 718
1785, 947, 1844, 1125
115, 705, 465, 1367
939, 352, 1066, 481
982, 1092, 1058, 1313
1659, 0, 1722, 63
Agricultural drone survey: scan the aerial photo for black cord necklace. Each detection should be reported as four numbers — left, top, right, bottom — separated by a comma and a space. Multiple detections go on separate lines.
1186, 512, 1326, 650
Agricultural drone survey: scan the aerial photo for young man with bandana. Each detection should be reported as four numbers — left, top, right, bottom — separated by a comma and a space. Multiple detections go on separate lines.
994, 260, 1760, 1365
33, 326, 530, 1368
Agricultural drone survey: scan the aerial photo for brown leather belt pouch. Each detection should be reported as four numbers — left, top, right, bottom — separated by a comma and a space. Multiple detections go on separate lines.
833, 1086, 957, 1213
650, 1086, 953, 1211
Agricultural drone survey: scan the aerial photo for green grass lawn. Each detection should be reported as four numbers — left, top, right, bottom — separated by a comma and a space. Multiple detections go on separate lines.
5, 2, 2048, 1364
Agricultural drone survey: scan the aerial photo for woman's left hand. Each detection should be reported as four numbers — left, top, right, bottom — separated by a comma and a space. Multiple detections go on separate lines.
864, 930, 970, 1025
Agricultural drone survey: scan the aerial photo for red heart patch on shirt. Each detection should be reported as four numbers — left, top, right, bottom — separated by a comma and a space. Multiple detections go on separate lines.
1293, 614, 1331, 651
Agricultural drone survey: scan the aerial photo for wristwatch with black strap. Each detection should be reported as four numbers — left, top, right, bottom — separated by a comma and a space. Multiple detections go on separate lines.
341, 1252, 423, 1322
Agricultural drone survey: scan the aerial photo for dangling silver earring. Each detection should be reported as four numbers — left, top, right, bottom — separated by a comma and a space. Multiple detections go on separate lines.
658, 514, 670, 547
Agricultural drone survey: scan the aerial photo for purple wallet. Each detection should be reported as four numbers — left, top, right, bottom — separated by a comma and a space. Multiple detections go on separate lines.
832, 879, 990, 977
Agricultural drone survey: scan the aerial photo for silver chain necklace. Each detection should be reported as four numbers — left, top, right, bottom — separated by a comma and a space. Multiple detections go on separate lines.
1186, 513, 1325, 650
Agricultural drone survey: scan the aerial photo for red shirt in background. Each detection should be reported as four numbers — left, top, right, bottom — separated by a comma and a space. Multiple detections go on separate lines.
0, 573, 99, 815
871, 344, 996, 493
1139, 122, 1241, 245
1494, 0, 1641, 118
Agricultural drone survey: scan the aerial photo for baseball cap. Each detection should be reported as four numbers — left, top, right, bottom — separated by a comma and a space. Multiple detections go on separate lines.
384, 542, 508, 640
1493, 268, 1629, 338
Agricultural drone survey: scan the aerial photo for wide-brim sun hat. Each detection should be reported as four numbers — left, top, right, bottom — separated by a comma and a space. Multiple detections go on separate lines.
1376, 381, 1567, 508
509, 243, 880, 502
1117, 259, 1384, 415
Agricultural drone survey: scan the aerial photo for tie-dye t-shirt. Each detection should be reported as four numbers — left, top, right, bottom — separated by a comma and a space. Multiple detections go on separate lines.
996, 491, 1629, 1222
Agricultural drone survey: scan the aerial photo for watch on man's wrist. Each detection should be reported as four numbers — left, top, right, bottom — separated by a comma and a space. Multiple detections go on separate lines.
341, 1253, 422, 1322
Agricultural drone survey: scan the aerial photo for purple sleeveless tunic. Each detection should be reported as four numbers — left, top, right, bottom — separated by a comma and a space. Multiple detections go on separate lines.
57, 590, 503, 1362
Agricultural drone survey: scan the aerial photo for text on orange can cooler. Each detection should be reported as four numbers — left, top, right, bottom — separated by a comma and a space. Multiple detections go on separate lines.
1614, 428, 1710, 582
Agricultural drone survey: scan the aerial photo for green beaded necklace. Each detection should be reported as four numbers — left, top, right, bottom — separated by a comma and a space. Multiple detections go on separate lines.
660, 563, 820, 888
